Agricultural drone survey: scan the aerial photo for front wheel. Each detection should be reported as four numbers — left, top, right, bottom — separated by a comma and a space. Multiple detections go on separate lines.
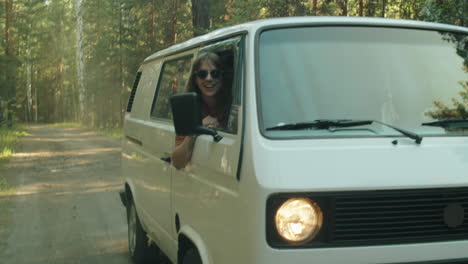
127, 200, 157, 263
182, 248, 202, 264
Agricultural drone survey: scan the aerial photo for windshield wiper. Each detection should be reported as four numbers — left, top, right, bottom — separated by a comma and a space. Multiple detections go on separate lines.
266, 119, 373, 131
372, 120, 422, 144
266, 119, 423, 144
422, 119, 468, 128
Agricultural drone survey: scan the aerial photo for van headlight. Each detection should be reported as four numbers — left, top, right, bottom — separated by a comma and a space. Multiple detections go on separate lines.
275, 198, 323, 244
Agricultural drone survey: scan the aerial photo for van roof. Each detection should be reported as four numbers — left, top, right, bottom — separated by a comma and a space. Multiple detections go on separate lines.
144, 16, 468, 62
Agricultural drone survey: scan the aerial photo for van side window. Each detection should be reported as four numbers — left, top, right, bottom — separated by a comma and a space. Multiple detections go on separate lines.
151, 56, 193, 120
201, 36, 243, 134
127, 71, 142, 113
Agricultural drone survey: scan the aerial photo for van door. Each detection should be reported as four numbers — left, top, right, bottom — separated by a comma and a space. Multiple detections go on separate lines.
172, 36, 244, 261
123, 64, 158, 211
141, 52, 194, 249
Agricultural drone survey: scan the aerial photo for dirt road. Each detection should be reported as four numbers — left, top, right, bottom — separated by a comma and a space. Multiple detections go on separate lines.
0, 125, 131, 264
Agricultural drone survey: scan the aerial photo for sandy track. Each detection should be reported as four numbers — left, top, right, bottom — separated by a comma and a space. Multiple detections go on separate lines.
0, 125, 131, 264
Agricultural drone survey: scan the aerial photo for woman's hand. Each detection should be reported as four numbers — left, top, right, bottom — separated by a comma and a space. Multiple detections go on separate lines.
203, 115, 220, 128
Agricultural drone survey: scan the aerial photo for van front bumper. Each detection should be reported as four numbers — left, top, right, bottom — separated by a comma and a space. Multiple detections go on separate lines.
394, 258, 468, 264
256, 240, 468, 264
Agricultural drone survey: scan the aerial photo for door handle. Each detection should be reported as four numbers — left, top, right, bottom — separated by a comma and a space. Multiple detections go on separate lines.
160, 157, 171, 163
126, 136, 142, 146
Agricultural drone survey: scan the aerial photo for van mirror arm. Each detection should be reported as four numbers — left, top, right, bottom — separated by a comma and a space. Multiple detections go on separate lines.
195, 127, 223, 142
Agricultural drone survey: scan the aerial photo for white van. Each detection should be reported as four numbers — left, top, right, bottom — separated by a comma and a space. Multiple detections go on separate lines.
120, 17, 468, 264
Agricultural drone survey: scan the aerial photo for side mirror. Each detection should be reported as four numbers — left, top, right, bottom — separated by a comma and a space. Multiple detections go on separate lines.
170, 92, 222, 142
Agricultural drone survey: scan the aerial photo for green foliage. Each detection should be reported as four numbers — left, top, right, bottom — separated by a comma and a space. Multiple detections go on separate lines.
0, 124, 27, 165
425, 31, 468, 121
426, 81, 468, 120
423, 0, 467, 27
0, 123, 23, 194
0, 0, 465, 130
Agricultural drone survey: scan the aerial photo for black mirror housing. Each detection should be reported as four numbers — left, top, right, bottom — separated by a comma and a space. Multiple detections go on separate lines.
170, 92, 202, 136
170, 92, 223, 142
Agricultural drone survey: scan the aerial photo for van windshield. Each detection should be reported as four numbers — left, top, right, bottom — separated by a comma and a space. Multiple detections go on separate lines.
258, 26, 468, 138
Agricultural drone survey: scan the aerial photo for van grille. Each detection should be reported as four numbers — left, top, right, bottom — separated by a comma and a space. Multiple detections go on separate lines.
332, 188, 468, 245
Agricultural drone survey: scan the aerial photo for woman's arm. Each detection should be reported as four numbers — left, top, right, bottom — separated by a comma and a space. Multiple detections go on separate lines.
171, 136, 197, 170
171, 115, 218, 170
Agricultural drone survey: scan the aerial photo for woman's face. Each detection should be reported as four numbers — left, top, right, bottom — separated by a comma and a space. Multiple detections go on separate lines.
195, 60, 222, 98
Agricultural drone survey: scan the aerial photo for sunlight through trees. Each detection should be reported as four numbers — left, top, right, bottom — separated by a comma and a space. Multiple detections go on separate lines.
0, 0, 466, 128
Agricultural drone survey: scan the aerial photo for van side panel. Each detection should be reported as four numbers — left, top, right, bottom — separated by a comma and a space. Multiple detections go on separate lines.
140, 119, 178, 260
123, 61, 163, 234
138, 51, 196, 262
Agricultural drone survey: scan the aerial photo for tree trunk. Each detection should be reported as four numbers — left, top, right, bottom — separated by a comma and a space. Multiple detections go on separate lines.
366, 0, 377, 17
57, 56, 64, 122
5, 0, 14, 58
191, 0, 210, 37
359, 0, 363, 16
56, 4, 65, 122
27, 35, 32, 123
381, 0, 386, 17
339, 0, 348, 16
463, 0, 467, 27
313, 0, 318, 15
292, 0, 306, 15
34, 69, 38, 123
171, 0, 178, 45
119, 0, 125, 126
149, 0, 156, 50
75, 0, 86, 123
5, 0, 16, 127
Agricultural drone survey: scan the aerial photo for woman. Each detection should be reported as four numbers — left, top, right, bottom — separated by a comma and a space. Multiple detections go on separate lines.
171, 52, 230, 169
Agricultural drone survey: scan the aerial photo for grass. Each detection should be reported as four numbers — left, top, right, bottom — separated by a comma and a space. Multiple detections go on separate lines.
0, 124, 27, 193
96, 127, 123, 139
48, 122, 123, 139
0, 177, 14, 194
49, 122, 81, 127
48, 122, 122, 139
0, 124, 27, 164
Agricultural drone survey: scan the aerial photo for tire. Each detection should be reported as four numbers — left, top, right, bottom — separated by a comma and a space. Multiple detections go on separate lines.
127, 200, 157, 264
182, 248, 202, 264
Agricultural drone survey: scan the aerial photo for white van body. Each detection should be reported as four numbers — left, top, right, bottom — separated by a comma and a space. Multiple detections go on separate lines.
122, 17, 468, 264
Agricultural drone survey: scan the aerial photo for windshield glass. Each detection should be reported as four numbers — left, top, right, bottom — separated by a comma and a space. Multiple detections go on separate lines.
258, 26, 468, 138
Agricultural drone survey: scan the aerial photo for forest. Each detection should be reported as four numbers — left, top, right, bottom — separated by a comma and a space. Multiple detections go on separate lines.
0, 0, 466, 129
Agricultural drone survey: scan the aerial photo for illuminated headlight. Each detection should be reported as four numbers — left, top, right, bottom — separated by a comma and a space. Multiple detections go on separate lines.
275, 198, 323, 244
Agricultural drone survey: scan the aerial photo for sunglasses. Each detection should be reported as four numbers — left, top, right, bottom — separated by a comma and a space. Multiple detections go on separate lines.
195, 70, 222, 80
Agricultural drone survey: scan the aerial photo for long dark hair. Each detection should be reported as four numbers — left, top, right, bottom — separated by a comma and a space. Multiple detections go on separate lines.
186, 52, 231, 125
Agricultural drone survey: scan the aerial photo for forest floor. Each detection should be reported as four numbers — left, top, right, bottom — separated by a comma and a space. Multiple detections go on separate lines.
0, 125, 137, 263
